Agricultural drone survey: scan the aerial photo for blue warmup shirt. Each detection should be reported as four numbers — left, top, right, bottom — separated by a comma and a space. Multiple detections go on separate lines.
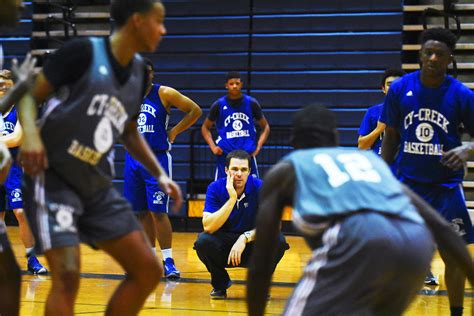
215, 94, 257, 154
2, 107, 19, 157
359, 103, 383, 155
285, 147, 423, 224
381, 71, 474, 186
203, 176, 262, 233
137, 84, 170, 152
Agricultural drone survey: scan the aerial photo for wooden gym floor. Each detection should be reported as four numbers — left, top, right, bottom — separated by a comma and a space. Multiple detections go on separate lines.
6, 227, 473, 315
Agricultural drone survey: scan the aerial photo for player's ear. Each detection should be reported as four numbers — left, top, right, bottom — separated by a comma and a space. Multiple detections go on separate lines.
225, 167, 229, 175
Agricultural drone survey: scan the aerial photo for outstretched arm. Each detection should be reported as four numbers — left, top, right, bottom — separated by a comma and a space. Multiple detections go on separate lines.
247, 161, 294, 316
402, 185, 474, 285
160, 86, 202, 143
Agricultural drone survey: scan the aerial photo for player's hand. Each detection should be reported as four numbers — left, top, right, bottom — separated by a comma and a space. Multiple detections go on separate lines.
441, 144, 471, 170
11, 53, 37, 90
211, 145, 223, 156
0, 142, 12, 184
167, 129, 177, 144
226, 173, 237, 200
18, 130, 48, 175
251, 146, 261, 157
158, 174, 183, 212
227, 235, 246, 267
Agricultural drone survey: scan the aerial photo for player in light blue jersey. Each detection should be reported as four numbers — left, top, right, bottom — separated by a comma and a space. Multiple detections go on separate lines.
124, 59, 201, 279
201, 71, 270, 179
381, 28, 474, 315
0, 70, 47, 275
358, 68, 405, 155
247, 106, 474, 316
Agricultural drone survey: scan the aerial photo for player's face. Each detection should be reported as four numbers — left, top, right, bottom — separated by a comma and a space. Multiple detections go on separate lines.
226, 158, 250, 190
145, 65, 154, 95
136, 2, 167, 52
0, 0, 24, 27
225, 78, 243, 97
382, 76, 400, 95
419, 40, 452, 76
0, 77, 14, 98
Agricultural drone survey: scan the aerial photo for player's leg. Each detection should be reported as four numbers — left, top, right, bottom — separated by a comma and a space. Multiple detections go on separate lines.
215, 154, 227, 180
97, 230, 161, 316
83, 187, 161, 315
146, 151, 179, 278
250, 156, 259, 178
0, 221, 21, 316
43, 246, 80, 316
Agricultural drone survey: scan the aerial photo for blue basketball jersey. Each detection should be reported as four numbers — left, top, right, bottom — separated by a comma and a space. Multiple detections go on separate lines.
381, 71, 474, 186
359, 103, 383, 155
1, 107, 18, 157
137, 84, 170, 152
215, 94, 257, 154
285, 148, 423, 224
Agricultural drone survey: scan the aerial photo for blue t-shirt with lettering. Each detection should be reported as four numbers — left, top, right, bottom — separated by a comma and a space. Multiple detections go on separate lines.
381, 71, 474, 186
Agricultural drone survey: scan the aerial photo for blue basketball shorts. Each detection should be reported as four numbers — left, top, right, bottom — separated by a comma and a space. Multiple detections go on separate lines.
124, 151, 172, 213
3, 161, 23, 210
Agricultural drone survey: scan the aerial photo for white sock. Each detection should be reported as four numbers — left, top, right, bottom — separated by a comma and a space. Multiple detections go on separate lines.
161, 248, 172, 260
26, 247, 34, 257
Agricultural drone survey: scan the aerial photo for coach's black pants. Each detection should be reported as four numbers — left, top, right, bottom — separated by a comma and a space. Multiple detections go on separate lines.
194, 231, 288, 290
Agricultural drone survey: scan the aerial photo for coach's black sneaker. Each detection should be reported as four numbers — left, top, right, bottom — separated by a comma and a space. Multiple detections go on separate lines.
424, 271, 438, 285
27, 256, 48, 275
210, 288, 227, 300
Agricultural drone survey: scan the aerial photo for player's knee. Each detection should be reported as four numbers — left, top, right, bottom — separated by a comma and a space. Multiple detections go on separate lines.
52, 267, 80, 294
131, 257, 162, 290
193, 233, 215, 253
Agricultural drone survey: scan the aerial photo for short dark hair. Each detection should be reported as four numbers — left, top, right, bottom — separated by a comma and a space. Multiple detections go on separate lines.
380, 68, 405, 87
111, 0, 161, 28
225, 71, 241, 82
420, 27, 457, 52
225, 150, 251, 169
291, 105, 338, 149
143, 57, 154, 72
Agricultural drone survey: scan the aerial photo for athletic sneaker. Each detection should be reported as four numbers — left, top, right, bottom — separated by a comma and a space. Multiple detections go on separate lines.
210, 280, 232, 300
27, 256, 48, 275
163, 258, 180, 279
424, 271, 438, 285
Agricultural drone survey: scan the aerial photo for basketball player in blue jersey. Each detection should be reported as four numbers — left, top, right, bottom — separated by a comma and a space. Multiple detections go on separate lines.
124, 58, 201, 279
202, 71, 270, 179
16, 1, 183, 315
381, 28, 474, 316
0, 2, 38, 315
247, 106, 474, 316
0, 70, 47, 275
358, 68, 405, 154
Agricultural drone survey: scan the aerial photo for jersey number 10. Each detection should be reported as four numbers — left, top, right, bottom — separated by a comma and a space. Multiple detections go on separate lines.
313, 153, 382, 188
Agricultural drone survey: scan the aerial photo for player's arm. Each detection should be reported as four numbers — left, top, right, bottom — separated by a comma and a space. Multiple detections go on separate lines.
17, 72, 53, 175
381, 126, 399, 164
201, 117, 222, 155
247, 161, 294, 316
401, 184, 474, 285
0, 54, 37, 114
121, 120, 182, 211
0, 120, 23, 148
358, 121, 386, 150
160, 86, 202, 143
202, 173, 237, 233
253, 117, 270, 157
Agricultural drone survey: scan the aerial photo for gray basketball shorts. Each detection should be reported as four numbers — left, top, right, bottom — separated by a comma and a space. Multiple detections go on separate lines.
284, 211, 435, 316
0, 220, 11, 253
23, 170, 141, 254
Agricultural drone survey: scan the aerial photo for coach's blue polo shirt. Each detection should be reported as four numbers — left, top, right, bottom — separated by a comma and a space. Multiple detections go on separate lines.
203, 176, 263, 233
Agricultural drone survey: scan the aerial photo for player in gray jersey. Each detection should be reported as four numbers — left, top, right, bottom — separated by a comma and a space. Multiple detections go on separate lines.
17, 0, 182, 315
247, 106, 474, 316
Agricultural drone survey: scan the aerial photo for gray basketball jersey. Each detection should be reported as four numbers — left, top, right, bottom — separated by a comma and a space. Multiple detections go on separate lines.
285, 148, 424, 225
39, 37, 144, 198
